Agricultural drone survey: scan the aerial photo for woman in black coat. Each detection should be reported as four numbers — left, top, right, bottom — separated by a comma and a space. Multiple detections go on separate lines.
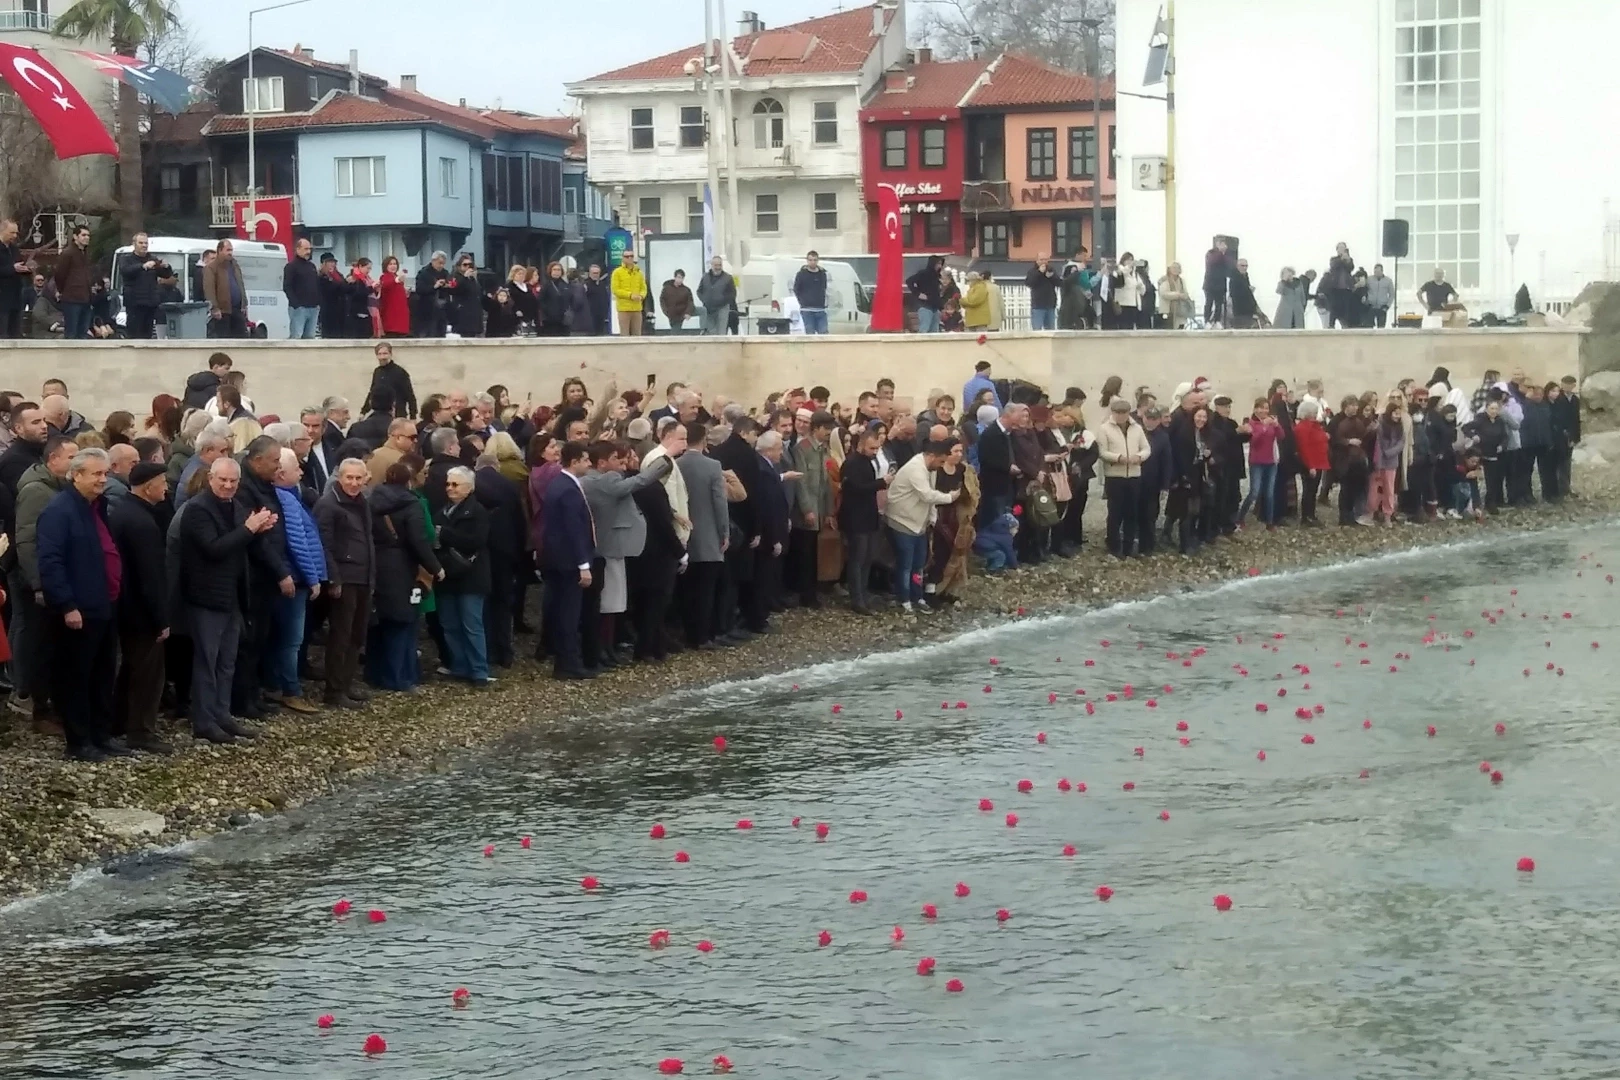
536, 263, 572, 336
473, 461, 525, 669
446, 264, 484, 338
366, 461, 442, 691
435, 467, 492, 684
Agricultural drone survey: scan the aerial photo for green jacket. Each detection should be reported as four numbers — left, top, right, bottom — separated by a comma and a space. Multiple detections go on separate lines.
166, 435, 194, 489
16, 461, 68, 590
792, 437, 834, 529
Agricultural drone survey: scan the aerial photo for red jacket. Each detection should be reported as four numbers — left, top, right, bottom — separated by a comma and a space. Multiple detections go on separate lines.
377, 272, 411, 336
1294, 418, 1330, 472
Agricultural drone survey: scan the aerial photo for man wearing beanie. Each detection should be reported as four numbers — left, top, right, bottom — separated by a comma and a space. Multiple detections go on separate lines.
109, 460, 173, 753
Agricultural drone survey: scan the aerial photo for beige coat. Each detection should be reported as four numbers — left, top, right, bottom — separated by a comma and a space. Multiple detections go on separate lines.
1096, 417, 1151, 478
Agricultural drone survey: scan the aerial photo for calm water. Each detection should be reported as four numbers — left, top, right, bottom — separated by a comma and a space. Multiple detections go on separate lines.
5, 528, 1620, 1079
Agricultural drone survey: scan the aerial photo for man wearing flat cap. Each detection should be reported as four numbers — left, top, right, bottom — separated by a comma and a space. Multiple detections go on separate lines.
109, 461, 173, 754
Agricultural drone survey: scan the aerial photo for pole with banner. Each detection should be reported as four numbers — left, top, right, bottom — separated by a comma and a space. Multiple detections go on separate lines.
233, 196, 294, 257
871, 182, 904, 333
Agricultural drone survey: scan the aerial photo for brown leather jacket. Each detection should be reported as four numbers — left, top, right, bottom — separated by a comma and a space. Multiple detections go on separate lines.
202, 255, 246, 316
52, 244, 93, 304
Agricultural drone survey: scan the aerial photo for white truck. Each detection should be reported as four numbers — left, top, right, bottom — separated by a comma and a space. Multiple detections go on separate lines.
112, 236, 290, 339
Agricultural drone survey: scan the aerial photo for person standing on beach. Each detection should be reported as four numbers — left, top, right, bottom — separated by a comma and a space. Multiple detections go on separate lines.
540, 442, 596, 680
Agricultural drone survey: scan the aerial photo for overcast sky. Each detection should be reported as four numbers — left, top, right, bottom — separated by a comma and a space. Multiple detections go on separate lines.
186, 0, 869, 114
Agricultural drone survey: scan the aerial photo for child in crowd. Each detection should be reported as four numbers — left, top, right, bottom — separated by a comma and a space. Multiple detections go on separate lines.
974, 511, 1019, 572
1454, 450, 1485, 521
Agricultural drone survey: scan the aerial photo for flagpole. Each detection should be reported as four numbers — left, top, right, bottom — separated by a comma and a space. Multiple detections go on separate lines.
703, 0, 724, 263
1164, 0, 1177, 269
245, 0, 313, 234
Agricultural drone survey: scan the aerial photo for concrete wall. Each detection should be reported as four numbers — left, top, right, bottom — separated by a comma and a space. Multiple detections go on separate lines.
1, 329, 1582, 428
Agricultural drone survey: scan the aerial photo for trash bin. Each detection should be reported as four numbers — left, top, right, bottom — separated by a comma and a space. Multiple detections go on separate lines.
161, 301, 210, 340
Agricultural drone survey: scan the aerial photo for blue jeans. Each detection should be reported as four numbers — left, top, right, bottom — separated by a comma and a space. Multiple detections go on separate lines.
438, 591, 489, 682
266, 587, 308, 696
288, 306, 318, 339
61, 302, 92, 339
1239, 463, 1277, 524
801, 309, 829, 334
916, 307, 940, 333
889, 528, 929, 605
1029, 306, 1057, 331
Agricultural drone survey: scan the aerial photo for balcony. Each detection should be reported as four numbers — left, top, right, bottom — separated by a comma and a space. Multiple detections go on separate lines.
735, 140, 804, 178
961, 180, 1011, 214
210, 194, 302, 228
0, 10, 53, 30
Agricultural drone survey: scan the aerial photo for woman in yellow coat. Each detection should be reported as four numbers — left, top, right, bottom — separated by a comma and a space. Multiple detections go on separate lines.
962, 272, 991, 331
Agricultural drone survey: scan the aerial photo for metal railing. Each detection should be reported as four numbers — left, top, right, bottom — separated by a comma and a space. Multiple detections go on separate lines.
210, 194, 301, 227
0, 10, 53, 30
562, 211, 582, 243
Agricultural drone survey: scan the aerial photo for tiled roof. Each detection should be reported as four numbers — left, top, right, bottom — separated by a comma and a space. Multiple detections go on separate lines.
863, 58, 988, 113
482, 111, 586, 159
580, 6, 892, 83
202, 93, 433, 135
962, 53, 1113, 108
267, 46, 386, 87
376, 87, 500, 138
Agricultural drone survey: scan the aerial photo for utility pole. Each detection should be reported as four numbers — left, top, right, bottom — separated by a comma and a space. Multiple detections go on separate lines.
716, 0, 743, 268
1164, 0, 1177, 269
1089, 20, 1103, 257
703, 0, 724, 263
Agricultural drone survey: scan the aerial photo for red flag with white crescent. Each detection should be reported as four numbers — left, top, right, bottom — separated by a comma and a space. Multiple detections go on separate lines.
872, 182, 904, 332
234, 197, 294, 257
0, 43, 117, 160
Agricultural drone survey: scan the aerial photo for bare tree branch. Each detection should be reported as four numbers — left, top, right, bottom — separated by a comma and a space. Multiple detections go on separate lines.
913, 0, 1117, 74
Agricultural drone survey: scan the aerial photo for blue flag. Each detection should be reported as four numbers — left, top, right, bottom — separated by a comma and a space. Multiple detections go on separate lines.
71, 50, 202, 115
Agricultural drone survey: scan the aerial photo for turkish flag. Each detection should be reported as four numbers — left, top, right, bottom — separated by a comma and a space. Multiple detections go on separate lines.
870, 182, 904, 332
0, 44, 117, 160
234, 197, 294, 255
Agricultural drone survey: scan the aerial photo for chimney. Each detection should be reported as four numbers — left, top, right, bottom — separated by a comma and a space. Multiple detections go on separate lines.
884, 69, 908, 92
400, 74, 417, 93
968, 34, 984, 60
915, 47, 932, 64
872, 1, 885, 36
348, 48, 359, 95
738, 10, 763, 35
459, 97, 467, 108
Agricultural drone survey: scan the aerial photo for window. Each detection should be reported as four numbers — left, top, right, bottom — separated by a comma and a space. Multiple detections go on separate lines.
753, 98, 785, 149
813, 192, 838, 232
923, 206, 952, 248
679, 105, 705, 149
1027, 127, 1057, 180
921, 125, 946, 168
687, 195, 704, 235
529, 157, 562, 215
1067, 126, 1097, 179
159, 165, 181, 214
306, 75, 318, 102
630, 107, 654, 150
754, 193, 779, 233
242, 75, 283, 113
1393, 0, 1483, 287
1053, 218, 1084, 260
439, 156, 458, 198
335, 156, 386, 197
638, 196, 662, 235
564, 186, 578, 214
813, 101, 838, 145
882, 127, 907, 169
506, 155, 527, 212
1107, 125, 1116, 179
980, 222, 1008, 258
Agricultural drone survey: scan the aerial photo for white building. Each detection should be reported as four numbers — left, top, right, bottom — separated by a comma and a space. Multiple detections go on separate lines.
1114, 0, 1620, 318
568, 2, 907, 260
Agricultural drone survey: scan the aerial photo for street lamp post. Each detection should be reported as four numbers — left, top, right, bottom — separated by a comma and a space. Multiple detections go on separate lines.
1063, 15, 1106, 259
246, 0, 314, 228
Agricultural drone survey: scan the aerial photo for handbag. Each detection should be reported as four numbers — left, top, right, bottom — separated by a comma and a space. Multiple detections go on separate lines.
1048, 467, 1072, 503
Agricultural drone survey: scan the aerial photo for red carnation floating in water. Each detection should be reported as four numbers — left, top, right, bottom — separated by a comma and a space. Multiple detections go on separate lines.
1213, 894, 1233, 912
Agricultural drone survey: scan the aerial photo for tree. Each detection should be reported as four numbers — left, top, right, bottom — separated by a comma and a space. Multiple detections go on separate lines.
52, 0, 176, 237
914, 0, 1116, 75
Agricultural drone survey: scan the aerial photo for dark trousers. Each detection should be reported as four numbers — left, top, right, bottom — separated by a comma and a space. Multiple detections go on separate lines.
679, 560, 723, 645
1218, 469, 1242, 533
541, 568, 586, 674
787, 528, 819, 605
1484, 458, 1508, 509
1137, 487, 1161, 553
1506, 449, 1531, 505
629, 555, 678, 660
166, 633, 193, 718
1058, 486, 1087, 550
580, 556, 606, 667
325, 584, 370, 697
231, 593, 273, 714
1533, 446, 1559, 500
1338, 469, 1368, 524
126, 303, 158, 340
714, 555, 739, 636
484, 552, 514, 667
845, 530, 876, 610
1300, 469, 1322, 522
1372, 305, 1389, 328
190, 607, 241, 731
207, 311, 249, 338
1407, 461, 1435, 515
739, 546, 774, 631
365, 618, 419, 690
49, 615, 115, 752
7, 569, 43, 702
1204, 286, 1225, 325
0, 304, 22, 338
1104, 476, 1141, 556
114, 628, 166, 741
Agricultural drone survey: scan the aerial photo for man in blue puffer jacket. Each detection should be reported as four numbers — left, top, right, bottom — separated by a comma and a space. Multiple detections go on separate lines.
268, 447, 325, 714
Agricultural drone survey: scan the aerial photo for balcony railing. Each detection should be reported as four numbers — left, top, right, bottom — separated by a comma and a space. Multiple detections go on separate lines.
0, 10, 54, 30
210, 194, 302, 228
562, 212, 582, 243
961, 180, 1011, 214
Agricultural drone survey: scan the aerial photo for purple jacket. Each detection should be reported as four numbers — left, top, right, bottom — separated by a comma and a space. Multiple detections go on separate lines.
527, 461, 562, 552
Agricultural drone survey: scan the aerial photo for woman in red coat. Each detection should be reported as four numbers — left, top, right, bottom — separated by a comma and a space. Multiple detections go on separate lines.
1293, 398, 1331, 525
376, 256, 412, 338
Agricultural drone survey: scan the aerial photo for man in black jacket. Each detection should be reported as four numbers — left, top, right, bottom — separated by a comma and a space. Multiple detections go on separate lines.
838, 426, 885, 614
976, 403, 1021, 525
348, 388, 394, 450
0, 218, 26, 338
118, 233, 173, 341
183, 352, 233, 410
1025, 255, 1060, 331
907, 255, 944, 332
752, 431, 791, 622
232, 436, 295, 719
360, 341, 417, 419
110, 462, 173, 753
413, 252, 453, 337
424, 427, 461, 514
713, 414, 768, 635
283, 238, 321, 339
180, 457, 277, 743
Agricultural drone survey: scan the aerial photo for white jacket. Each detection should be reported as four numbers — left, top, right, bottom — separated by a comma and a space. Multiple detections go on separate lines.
886, 453, 954, 536
1096, 418, 1151, 478
641, 445, 690, 543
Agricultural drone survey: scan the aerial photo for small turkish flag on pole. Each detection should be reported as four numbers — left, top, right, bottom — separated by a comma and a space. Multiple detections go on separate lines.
234, 197, 294, 256
0, 43, 117, 160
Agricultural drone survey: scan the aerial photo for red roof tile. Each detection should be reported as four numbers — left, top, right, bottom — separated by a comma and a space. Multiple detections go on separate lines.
962, 53, 1113, 109
861, 58, 988, 114
203, 93, 432, 135
376, 87, 500, 138
266, 47, 387, 88
580, 6, 892, 83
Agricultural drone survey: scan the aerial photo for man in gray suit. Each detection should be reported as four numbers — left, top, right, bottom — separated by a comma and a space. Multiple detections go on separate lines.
580, 440, 672, 669
675, 420, 729, 648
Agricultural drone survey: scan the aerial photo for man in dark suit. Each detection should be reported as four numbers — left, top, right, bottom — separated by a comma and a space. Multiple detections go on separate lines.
539, 442, 596, 680
752, 431, 792, 625
976, 402, 1022, 525
347, 388, 393, 450
109, 462, 173, 754
320, 394, 350, 472
674, 423, 728, 648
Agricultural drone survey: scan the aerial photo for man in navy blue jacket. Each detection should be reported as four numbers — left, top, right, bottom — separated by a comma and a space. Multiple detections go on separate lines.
35, 447, 122, 761
792, 251, 830, 335
1137, 406, 1175, 556
540, 442, 596, 680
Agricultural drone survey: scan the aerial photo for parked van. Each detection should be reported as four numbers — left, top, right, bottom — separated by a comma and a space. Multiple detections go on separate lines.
112, 237, 289, 339
735, 255, 870, 334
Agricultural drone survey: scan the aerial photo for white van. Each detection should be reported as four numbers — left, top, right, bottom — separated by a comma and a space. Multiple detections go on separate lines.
112, 236, 290, 339
735, 255, 870, 334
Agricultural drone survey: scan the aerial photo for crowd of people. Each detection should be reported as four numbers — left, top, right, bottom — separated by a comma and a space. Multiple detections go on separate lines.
0, 346, 1583, 763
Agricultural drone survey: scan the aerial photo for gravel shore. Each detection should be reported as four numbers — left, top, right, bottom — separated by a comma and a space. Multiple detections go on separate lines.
4, 470, 1617, 904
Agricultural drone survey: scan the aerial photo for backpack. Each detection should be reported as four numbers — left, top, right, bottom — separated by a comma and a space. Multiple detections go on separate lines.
1025, 482, 1061, 529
